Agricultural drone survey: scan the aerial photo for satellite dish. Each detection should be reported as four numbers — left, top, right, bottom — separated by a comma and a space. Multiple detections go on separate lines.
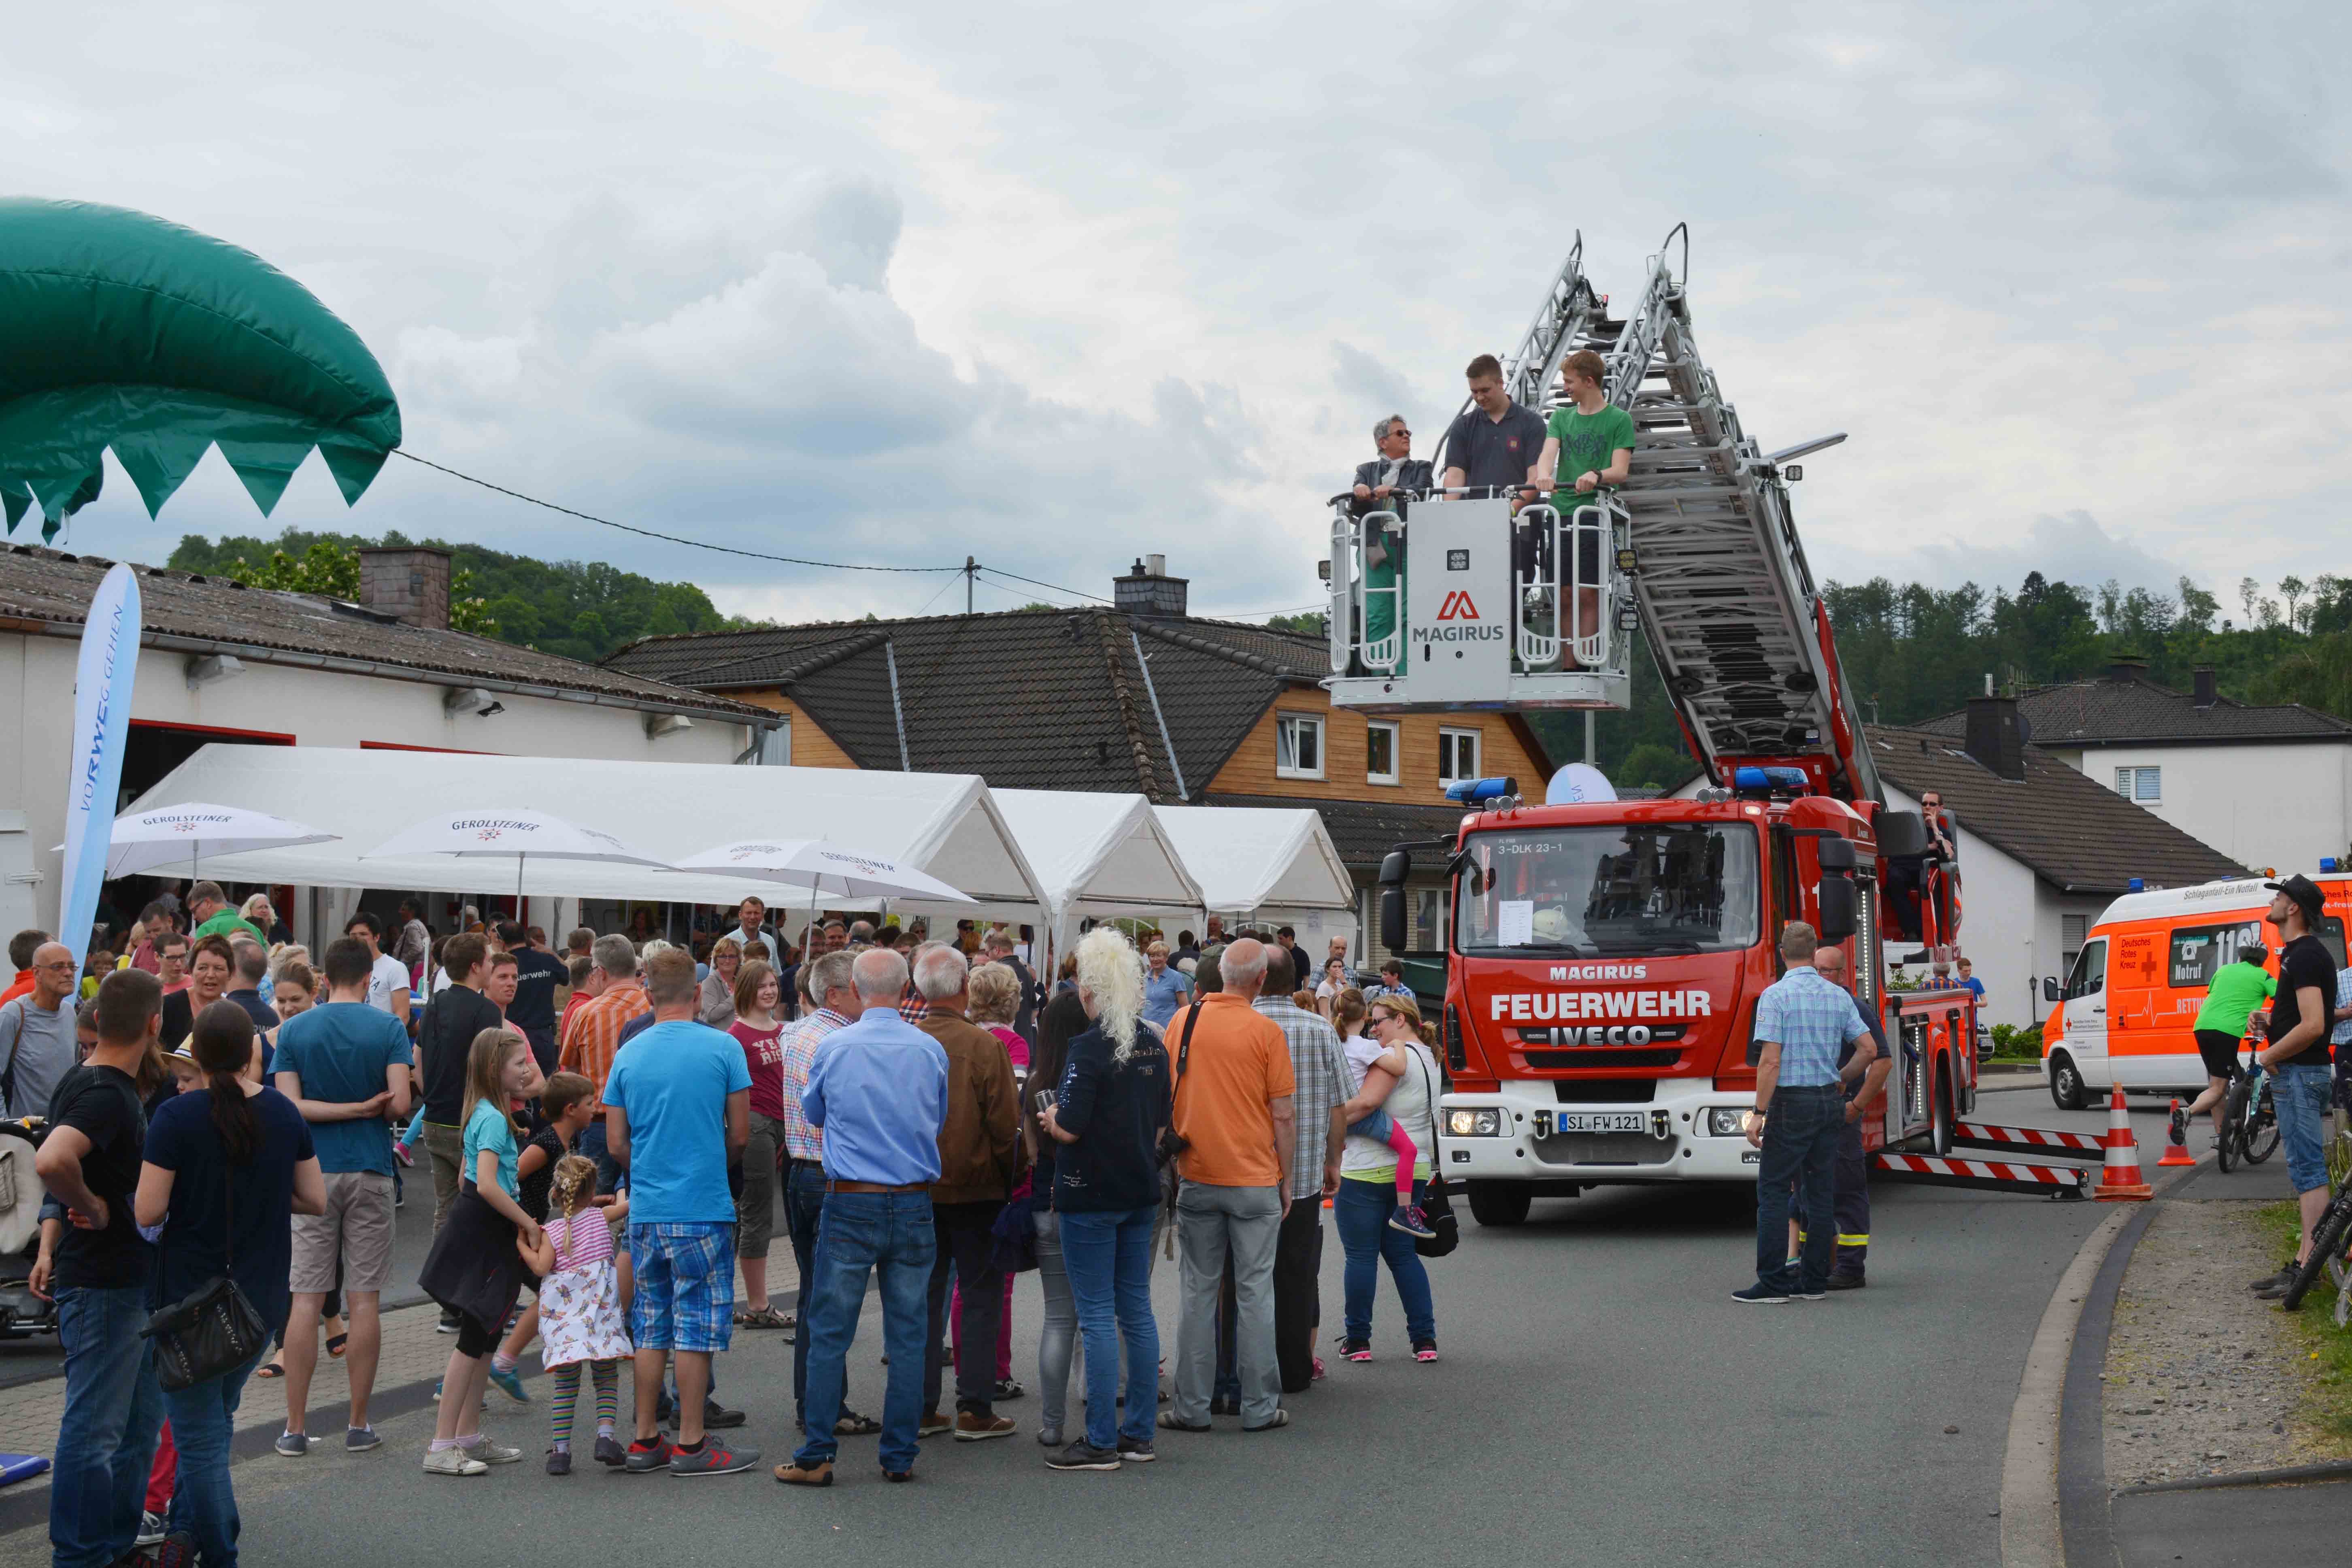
1547, 762, 1618, 804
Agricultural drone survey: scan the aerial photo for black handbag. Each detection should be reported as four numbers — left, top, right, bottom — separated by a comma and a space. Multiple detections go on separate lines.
1408, 1047, 1459, 1259
142, 1156, 271, 1391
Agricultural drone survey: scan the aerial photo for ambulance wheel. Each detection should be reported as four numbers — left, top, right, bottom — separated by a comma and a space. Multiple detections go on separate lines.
2048, 1052, 2086, 1112
1930, 1066, 1955, 1156
1466, 1181, 1531, 1228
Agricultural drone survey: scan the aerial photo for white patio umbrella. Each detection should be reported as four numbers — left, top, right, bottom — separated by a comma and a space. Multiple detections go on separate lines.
671, 838, 976, 904
67, 802, 340, 881
364, 808, 675, 900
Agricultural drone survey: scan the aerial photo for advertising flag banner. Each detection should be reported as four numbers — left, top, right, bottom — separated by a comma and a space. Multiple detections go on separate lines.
58, 563, 140, 968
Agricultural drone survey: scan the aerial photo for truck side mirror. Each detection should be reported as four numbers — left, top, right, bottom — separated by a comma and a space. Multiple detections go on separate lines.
1380, 886, 1407, 954
1817, 877, 1858, 942
2042, 976, 2061, 1003
1816, 836, 1857, 873
1876, 811, 1927, 859
1378, 849, 1411, 888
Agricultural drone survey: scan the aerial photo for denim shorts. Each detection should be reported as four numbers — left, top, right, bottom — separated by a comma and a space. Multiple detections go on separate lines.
628, 1221, 736, 1353
2273, 1061, 2334, 1195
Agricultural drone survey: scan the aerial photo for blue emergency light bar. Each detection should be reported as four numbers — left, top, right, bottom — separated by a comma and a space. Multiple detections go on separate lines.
2129, 878, 2145, 892
1731, 765, 1809, 795
2324, 857, 2340, 873
1445, 777, 1517, 805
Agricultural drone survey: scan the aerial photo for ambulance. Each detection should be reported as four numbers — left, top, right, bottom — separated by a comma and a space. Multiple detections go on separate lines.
2039, 872, 2351, 1110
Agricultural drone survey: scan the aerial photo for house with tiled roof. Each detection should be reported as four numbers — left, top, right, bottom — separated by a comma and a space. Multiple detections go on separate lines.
0, 542, 779, 942
606, 555, 1559, 960
1919, 657, 2352, 875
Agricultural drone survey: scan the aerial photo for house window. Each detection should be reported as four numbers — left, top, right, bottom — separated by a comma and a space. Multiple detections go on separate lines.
1276, 713, 1324, 779
1438, 727, 1480, 787
2114, 765, 2161, 802
1365, 721, 1399, 786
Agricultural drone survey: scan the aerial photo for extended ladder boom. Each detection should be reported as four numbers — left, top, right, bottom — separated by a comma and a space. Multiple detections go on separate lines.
1433, 234, 1609, 474
1601, 228, 1879, 802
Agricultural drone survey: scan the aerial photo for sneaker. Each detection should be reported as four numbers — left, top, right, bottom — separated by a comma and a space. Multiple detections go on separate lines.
1116, 1438, 1155, 1463
954, 1411, 1017, 1442
594, 1434, 627, 1467
993, 1378, 1025, 1402
345, 1425, 384, 1452
1312, 1356, 1326, 1381
1389, 1204, 1438, 1240
461, 1437, 523, 1465
703, 1399, 747, 1430
881, 1466, 915, 1483
436, 1310, 461, 1334
487, 1365, 530, 1404
546, 1447, 572, 1476
149, 1531, 199, 1567
1827, 1272, 1867, 1292
1045, 1440, 1121, 1471
671, 1437, 761, 1477
1339, 1338, 1372, 1363
1731, 1284, 1791, 1304
625, 1435, 674, 1473
917, 1410, 954, 1438
423, 1446, 489, 1477
137, 1511, 168, 1547
274, 1430, 309, 1457
2249, 1264, 2297, 1292
1412, 1340, 1439, 1363
2168, 1104, 2189, 1145
394, 1140, 415, 1167
1036, 1428, 1063, 1448
774, 1459, 834, 1486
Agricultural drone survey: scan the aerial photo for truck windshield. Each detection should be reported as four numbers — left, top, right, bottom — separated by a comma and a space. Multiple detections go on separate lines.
1454, 823, 1762, 957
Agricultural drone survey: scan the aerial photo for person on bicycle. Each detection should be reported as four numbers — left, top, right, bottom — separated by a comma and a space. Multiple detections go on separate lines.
2179, 939, 2273, 1151
2248, 876, 2337, 1300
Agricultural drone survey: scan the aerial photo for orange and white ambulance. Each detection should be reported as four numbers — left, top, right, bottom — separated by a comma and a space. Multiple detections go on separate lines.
2039, 872, 2351, 1109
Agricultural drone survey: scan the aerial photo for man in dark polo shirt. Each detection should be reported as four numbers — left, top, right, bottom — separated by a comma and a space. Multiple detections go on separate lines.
1440, 353, 1546, 500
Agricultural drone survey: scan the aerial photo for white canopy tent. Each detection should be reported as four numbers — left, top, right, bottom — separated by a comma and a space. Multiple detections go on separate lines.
989, 789, 1205, 968
1150, 804, 1354, 916
123, 746, 1047, 928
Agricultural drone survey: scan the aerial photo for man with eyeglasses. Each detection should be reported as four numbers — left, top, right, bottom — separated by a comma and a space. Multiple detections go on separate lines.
0, 941, 81, 1117
1344, 413, 1429, 677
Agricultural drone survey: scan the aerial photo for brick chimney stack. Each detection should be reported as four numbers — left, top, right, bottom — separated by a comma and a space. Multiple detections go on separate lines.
356, 546, 452, 630
1963, 694, 2027, 782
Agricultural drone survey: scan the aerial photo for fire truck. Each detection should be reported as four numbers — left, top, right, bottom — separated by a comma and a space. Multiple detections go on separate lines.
1329, 228, 1986, 1225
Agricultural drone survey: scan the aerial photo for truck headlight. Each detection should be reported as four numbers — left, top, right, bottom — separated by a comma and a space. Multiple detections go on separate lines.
1445, 1108, 1503, 1137
1703, 1107, 1749, 1137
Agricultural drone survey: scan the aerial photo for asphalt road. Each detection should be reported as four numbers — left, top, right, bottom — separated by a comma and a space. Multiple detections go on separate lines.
16, 1080, 2164, 1568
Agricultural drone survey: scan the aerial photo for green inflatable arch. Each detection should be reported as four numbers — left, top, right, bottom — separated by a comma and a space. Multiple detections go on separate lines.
0, 197, 402, 540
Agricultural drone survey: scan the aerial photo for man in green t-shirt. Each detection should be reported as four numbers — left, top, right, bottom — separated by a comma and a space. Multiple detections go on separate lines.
1533, 349, 1637, 668
2178, 943, 2274, 1148
186, 879, 264, 946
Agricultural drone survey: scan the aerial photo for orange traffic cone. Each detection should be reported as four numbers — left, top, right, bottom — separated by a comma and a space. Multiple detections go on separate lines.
2095, 1083, 2153, 1200
2157, 1098, 2197, 1167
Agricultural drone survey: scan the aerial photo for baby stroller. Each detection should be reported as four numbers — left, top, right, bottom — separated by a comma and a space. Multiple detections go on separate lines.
0, 1119, 60, 1339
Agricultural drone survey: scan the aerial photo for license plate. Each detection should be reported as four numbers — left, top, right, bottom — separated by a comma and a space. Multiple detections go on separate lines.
1554, 1111, 1646, 1134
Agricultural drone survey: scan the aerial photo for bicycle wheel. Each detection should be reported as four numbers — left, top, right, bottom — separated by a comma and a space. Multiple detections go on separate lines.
2329, 1131, 2352, 1290
2217, 1079, 2248, 1172
2242, 1082, 2281, 1166
2280, 1190, 2352, 1311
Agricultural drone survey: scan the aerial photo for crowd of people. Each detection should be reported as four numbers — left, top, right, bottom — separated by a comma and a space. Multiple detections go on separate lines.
15, 885, 1448, 1563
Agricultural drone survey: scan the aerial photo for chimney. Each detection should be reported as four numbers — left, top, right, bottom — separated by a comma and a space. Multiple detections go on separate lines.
2103, 654, 2148, 683
1114, 555, 1188, 619
2192, 663, 2218, 707
1963, 694, 2027, 782
357, 546, 452, 630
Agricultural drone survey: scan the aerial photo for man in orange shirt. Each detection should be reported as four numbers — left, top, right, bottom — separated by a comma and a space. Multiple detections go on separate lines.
559, 933, 651, 1191
2, 928, 49, 1008
1161, 937, 1297, 1434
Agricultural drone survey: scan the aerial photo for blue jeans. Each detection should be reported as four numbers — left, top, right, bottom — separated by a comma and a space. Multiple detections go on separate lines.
794, 1190, 936, 1474
1334, 1177, 1435, 1345
1755, 1084, 1843, 1294
783, 1162, 828, 1419
579, 1119, 621, 1196
163, 1346, 266, 1565
1059, 1206, 1160, 1450
2273, 1061, 2335, 1194
51, 1285, 166, 1568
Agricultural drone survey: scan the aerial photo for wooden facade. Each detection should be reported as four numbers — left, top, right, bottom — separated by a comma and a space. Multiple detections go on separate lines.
734, 691, 860, 771
1206, 692, 1552, 806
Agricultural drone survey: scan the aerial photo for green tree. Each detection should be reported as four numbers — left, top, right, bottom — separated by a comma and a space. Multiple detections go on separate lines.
1266, 612, 1325, 636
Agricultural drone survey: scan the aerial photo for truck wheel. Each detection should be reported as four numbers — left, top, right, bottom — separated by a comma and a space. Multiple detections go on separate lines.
2048, 1052, 2086, 1112
1931, 1066, 1955, 1156
1466, 1181, 1532, 1228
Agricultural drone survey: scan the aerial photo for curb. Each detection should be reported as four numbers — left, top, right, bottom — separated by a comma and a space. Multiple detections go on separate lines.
2116, 1458, 2352, 1497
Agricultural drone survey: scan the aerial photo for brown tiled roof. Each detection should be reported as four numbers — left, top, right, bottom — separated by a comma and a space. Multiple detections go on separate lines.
1919, 675, 2352, 748
607, 608, 1328, 798
0, 544, 772, 720
1865, 723, 2249, 895
1201, 791, 1468, 871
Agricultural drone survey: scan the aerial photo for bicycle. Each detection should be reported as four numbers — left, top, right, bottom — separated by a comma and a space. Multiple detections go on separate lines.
2215, 1036, 2280, 1172
2278, 1122, 2352, 1312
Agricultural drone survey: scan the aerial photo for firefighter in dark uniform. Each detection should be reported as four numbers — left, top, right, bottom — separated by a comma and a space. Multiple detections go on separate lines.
1791, 945, 1895, 1288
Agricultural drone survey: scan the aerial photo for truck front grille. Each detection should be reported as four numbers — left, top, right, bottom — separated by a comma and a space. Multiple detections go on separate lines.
1531, 1132, 1681, 1167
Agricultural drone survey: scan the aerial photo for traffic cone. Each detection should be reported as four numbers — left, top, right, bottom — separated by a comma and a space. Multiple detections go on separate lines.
2157, 1098, 2197, 1167
2095, 1083, 2153, 1200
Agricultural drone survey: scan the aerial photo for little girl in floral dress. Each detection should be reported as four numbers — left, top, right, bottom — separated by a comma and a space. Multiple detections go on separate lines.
517, 1155, 633, 1474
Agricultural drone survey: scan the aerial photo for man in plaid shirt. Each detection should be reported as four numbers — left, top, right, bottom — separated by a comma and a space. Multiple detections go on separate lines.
1737, 922, 1874, 1304
1246, 947, 1348, 1393
774, 949, 877, 1434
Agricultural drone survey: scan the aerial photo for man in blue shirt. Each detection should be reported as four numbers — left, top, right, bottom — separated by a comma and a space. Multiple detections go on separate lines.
605, 949, 755, 1478
272, 937, 414, 1454
1142, 940, 1193, 1030
1737, 922, 1874, 1304
777, 948, 949, 1488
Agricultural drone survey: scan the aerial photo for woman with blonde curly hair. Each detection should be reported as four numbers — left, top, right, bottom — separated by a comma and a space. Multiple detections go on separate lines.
1035, 927, 1169, 1470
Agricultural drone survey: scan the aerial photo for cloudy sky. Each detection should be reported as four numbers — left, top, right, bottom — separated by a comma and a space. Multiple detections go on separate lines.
8, 1, 2347, 625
